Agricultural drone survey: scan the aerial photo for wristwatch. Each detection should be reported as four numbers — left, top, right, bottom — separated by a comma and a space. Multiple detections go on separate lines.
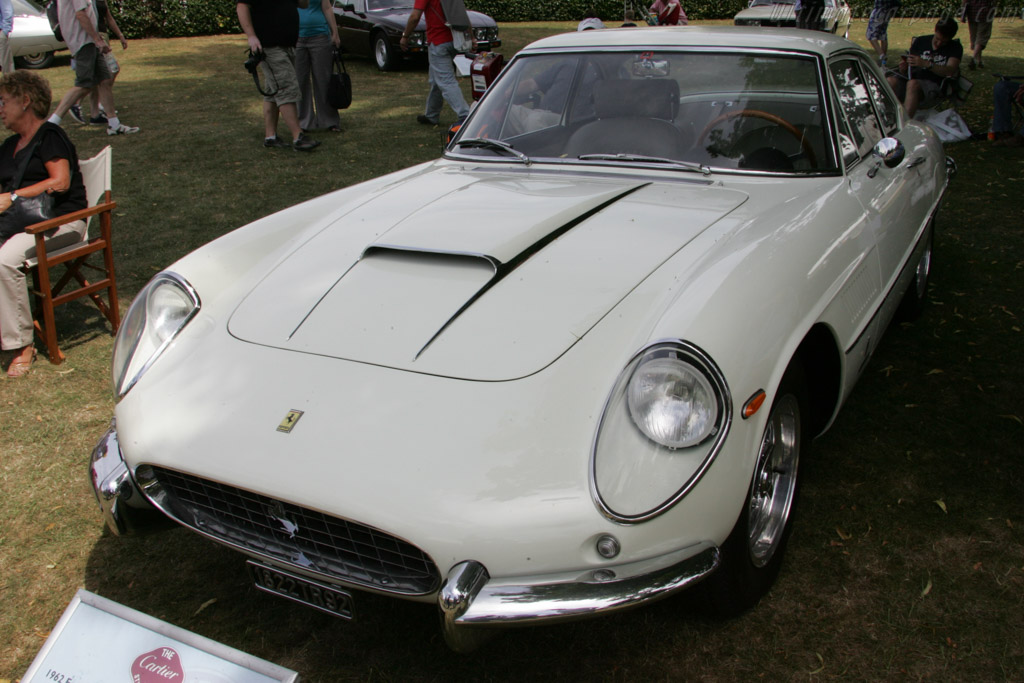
10, 192, 18, 202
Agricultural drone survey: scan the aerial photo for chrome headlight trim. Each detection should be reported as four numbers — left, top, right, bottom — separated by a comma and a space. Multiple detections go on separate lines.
112, 271, 200, 398
591, 340, 732, 524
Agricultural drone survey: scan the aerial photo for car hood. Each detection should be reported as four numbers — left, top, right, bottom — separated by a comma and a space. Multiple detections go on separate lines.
228, 165, 747, 381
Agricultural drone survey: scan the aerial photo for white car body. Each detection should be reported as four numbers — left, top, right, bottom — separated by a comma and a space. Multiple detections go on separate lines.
91, 27, 949, 651
9, 0, 66, 69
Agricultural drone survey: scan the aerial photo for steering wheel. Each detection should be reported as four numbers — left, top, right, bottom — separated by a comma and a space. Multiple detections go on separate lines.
698, 109, 817, 167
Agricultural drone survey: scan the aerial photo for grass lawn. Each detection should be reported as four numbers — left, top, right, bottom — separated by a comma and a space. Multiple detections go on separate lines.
1, 19, 1022, 681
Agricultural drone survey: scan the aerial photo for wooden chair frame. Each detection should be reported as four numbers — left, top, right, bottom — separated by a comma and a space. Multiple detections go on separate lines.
20, 149, 119, 364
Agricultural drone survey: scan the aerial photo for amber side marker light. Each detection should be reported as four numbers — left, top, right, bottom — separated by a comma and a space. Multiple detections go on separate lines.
742, 390, 767, 419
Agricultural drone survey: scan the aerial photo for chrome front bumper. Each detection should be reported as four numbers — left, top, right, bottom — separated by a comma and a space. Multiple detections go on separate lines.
88, 422, 172, 535
439, 543, 720, 652
89, 423, 720, 651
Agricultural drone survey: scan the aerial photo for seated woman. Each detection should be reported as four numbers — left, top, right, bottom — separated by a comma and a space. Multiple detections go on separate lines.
0, 71, 87, 377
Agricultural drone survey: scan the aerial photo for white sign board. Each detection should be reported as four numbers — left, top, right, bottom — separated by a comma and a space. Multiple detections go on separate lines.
23, 590, 299, 683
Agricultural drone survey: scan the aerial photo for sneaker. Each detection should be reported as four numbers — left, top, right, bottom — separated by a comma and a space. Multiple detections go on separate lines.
90, 114, 108, 125
416, 114, 438, 125
293, 134, 320, 151
263, 136, 290, 148
68, 104, 86, 124
107, 123, 139, 135
879, 55, 887, 68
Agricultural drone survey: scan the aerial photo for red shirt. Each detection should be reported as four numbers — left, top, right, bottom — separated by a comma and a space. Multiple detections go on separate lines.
414, 0, 453, 46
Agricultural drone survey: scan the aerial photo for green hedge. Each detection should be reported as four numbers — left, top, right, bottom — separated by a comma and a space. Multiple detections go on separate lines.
106, 0, 240, 38
100, 0, 981, 39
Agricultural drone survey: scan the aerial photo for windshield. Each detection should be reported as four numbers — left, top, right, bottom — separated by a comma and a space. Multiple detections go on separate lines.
455, 50, 835, 173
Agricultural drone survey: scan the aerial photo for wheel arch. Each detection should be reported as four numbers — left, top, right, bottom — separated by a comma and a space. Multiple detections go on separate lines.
792, 323, 842, 437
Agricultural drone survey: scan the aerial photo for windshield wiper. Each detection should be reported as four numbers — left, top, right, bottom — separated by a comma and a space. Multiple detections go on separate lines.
455, 138, 531, 164
577, 153, 710, 176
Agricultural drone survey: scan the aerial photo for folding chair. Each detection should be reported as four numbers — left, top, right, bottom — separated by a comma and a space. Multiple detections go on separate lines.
20, 145, 118, 364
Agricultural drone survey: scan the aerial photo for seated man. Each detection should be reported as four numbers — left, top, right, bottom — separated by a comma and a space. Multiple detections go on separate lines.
887, 17, 963, 118
991, 78, 1024, 147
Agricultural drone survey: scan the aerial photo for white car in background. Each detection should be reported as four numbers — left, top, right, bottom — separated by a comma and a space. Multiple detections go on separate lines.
90, 27, 951, 652
10, 0, 65, 69
734, 0, 852, 37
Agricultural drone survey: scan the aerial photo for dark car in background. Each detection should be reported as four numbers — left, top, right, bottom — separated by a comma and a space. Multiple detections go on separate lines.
333, 0, 500, 71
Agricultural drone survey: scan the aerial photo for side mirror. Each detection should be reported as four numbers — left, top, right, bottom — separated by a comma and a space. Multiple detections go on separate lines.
872, 137, 905, 169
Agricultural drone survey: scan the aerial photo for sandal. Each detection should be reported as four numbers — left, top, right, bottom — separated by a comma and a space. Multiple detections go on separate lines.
7, 346, 37, 378
327, 125, 342, 133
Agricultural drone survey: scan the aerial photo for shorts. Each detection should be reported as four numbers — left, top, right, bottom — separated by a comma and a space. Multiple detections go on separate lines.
891, 77, 942, 108
967, 20, 993, 50
259, 46, 300, 106
866, 8, 895, 41
72, 43, 113, 89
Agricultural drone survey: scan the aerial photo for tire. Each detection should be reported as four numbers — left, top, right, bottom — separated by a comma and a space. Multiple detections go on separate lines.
373, 32, 398, 71
15, 51, 55, 70
699, 363, 807, 616
897, 224, 933, 321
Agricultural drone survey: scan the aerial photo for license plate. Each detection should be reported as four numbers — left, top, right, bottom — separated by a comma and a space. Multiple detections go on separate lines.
247, 561, 354, 620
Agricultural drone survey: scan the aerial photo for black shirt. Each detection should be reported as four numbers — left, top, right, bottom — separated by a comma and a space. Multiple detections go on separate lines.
238, 0, 301, 48
0, 122, 86, 218
909, 34, 963, 84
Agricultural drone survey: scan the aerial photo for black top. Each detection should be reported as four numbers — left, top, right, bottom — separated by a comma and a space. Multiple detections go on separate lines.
238, 0, 301, 48
909, 34, 963, 84
0, 122, 87, 217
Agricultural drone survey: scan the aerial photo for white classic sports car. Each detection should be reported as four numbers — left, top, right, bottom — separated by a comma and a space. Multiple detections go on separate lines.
90, 27, 951, 651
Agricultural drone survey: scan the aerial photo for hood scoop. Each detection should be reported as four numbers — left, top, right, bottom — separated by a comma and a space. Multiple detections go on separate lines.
229, 169, 747, 381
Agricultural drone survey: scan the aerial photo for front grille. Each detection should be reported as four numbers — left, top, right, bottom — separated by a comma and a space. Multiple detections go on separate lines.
147, 466, 440, 596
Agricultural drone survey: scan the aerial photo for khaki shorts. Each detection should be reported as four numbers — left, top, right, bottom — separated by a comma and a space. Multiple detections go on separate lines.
259, 46, 300, 106
968, 20, 993, 50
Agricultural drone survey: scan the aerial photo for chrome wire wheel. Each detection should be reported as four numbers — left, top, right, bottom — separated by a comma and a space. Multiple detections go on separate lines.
748, 393, 801, 568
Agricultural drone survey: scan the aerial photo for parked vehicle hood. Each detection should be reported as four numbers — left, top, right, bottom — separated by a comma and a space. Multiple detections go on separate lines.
228, 166, 747, 381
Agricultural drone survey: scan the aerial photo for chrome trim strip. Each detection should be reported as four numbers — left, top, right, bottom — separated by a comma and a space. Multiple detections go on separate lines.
440, 543, 719, 651
590, 339, 733, 524
88, 422, 172, 535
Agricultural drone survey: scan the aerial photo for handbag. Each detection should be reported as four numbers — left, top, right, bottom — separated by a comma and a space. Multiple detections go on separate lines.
0, 138, 57, 241
433, 0, 473, 53
327, 49, 352, 110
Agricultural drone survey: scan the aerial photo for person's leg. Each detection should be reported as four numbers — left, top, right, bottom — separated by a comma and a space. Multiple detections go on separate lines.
294, 37, 315, 130
423, 46, 445, 124
0, 32, 15, 74
903, 79, 924, 117
974, 21, 992, 67
992, 80, 1016, 133
429, 42, 469, 120
308, 35, 340, 129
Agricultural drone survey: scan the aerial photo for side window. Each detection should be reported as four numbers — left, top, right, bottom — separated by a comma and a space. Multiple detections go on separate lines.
864, 67, 899, 134
829, 59, 884, 158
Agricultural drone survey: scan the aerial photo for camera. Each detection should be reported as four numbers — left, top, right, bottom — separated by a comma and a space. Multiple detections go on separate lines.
244, 49, 264, 75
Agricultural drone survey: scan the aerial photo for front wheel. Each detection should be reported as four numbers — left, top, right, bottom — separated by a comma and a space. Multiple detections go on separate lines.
15, 51, 55, 69
373, 32, 399, 71
699, 364, 807, 616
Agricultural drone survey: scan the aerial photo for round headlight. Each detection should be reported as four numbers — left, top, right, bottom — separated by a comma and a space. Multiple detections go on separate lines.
627, 356, 718, 448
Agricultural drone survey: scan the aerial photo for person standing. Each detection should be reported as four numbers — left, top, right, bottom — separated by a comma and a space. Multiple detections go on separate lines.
398, 0, 472, 126
866, 0, 900, 67
68, 0, 128, 125
0, 0, 14, 74
960, 0, 994, 69
237, 0, 321, 151
48, 0, 139, 135
295, 0, 341, 133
